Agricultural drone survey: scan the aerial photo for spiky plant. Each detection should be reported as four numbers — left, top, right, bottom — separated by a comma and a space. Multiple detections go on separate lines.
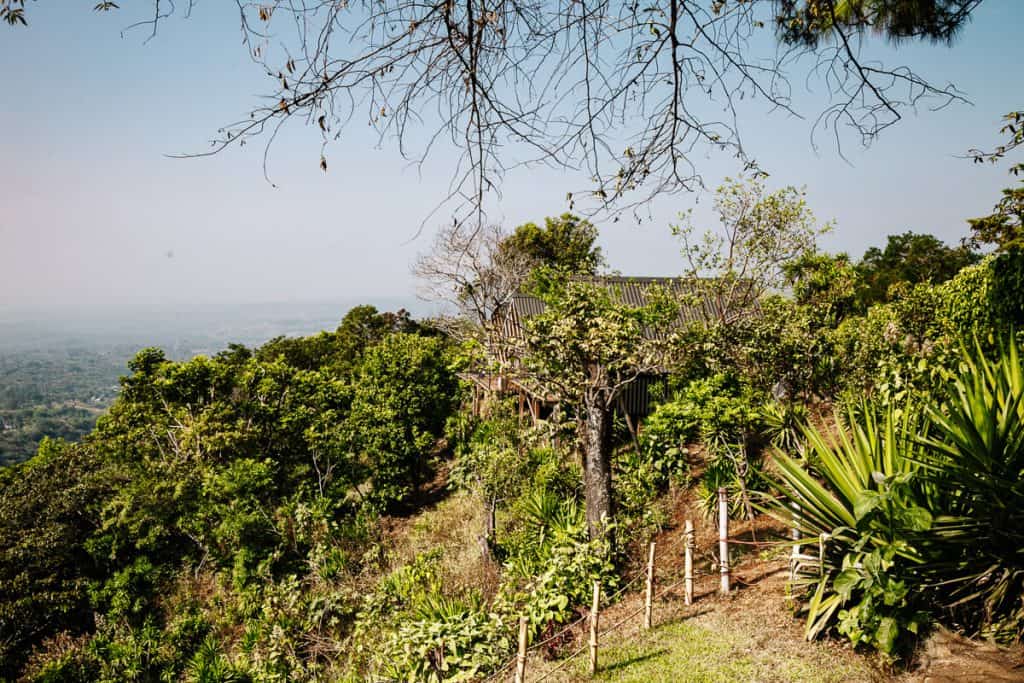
918, 337, 1024, 641
764, 402, 933, 654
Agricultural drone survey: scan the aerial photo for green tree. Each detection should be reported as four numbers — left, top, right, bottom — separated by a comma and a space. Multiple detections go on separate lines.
776, 0, 980, 46
0, 439, 109, 677
675, 176, 828, 321
520, 278, 676, 540
857, 231, 978, 306
347, 333, 458, 509
500, 214, 604, 275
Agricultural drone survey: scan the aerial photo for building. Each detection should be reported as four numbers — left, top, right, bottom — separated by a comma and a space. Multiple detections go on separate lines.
463, 275, 751, 424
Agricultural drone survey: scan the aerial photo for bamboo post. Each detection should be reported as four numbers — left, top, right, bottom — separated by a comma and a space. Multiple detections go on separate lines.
718, 487, 730, 595
514, 615, 528, 683
684, 519, 694, 606
589, 579, 600, 676
789, 502, 801, 584
791, 502, 801, 555
643, 541, 656, 630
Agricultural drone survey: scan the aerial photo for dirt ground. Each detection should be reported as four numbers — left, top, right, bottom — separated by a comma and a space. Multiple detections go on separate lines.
518, 495, 1024, 682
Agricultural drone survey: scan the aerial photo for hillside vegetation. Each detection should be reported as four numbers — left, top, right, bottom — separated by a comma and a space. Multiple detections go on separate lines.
3, 180, 1024, 681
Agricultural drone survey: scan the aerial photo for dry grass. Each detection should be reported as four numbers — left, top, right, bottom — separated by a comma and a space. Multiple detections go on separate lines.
383, 489, 501, 598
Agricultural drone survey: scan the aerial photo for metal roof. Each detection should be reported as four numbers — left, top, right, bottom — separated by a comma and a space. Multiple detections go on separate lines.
500, 276, 753, 340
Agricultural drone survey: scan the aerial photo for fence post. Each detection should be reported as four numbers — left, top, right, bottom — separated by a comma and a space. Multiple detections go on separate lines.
718, 487, 730, 595
514, 615, 528, 683
789, 502, 801, 584
589, 579, 600, 676
643, 541, 656, 630
684, 519, 694, 606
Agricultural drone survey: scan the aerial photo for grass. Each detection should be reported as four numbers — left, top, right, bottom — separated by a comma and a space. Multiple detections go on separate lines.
524, 553, 892, 683
573, 617, 876, 682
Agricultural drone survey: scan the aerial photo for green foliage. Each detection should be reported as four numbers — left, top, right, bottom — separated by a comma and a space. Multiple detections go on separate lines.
764, 402, 933, 657
776, 0, 980, 47
378, 598, 512, 682
968, 184, 1024, 252
831, 254, 1024, 403
499, 213, 604, 275
767, 337, 1024, 656
856, 231, 978, 307
448, 399, 533, 506
0, 439, 108, 676
674, 176, 828, 307
348, 332, 458, 509
917, 337, 1024, 640
523, 278, 673, 404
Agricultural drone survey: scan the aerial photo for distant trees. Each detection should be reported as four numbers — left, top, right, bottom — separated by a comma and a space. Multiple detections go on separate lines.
499, 214, 604, 276
857, 231, 979, 306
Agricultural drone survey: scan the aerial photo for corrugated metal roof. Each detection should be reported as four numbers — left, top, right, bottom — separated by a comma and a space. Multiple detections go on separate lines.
500, 276, 753, 340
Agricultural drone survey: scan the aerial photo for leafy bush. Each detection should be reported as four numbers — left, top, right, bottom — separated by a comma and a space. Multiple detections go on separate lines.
348, 333, 459, 510
655, 375, 767, 519
378, 597, 512, 682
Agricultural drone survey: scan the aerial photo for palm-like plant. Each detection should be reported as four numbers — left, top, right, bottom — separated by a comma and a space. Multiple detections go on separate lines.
765, 336, 1024, 654
764, 403, 933, 652
918, 338, 1024, 640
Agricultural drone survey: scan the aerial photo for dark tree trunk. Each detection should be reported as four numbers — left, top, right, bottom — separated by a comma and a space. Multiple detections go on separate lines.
582, 390, 613, 542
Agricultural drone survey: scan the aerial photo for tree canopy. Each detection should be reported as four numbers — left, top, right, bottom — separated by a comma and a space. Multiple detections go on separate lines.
499, 214, 603, 275
857, 231, 979, 305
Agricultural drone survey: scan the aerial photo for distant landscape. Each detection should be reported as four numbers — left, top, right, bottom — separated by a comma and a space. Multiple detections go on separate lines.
0, 299, 421, 466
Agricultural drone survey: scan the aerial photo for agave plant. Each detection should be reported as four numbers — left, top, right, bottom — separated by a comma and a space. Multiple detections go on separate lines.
917, 337, 1024, 641
763, 402, 935, 655
765, 336, 1024, 655
760, 401, 809, 457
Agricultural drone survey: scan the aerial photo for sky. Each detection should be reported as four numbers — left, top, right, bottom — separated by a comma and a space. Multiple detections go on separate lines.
1, 1, 1021, 315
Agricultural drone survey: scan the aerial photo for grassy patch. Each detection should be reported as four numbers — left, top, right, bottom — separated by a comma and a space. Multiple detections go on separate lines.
564, 618, 873, 683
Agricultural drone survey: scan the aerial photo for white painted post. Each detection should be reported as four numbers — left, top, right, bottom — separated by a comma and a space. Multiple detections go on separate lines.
589, 579, 600, 676
684, 519, 694, 605
789, 502, 801, 584
643, 541, 656, 630
718, 487, 730, 594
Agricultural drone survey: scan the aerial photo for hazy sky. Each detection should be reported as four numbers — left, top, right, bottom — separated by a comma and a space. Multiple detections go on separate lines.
1, 2, 1021, 313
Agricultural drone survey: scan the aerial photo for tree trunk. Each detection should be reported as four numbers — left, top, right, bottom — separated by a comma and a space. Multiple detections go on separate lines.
582, 391, 614, 542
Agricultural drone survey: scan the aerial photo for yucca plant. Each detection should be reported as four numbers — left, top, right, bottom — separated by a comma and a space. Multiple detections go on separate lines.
917, 337, 1024, 642
763, 403, 934, 656
760, 401, 809, 457
765, 336, 1024, 655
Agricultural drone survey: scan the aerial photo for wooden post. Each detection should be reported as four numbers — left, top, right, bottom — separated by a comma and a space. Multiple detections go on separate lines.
643, 541, 656, 630
684, 519, 694, 606
589, 579, 600, 676
718, 487, 730, 595
789, 502, 801, 584
514, 615, 528, 683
